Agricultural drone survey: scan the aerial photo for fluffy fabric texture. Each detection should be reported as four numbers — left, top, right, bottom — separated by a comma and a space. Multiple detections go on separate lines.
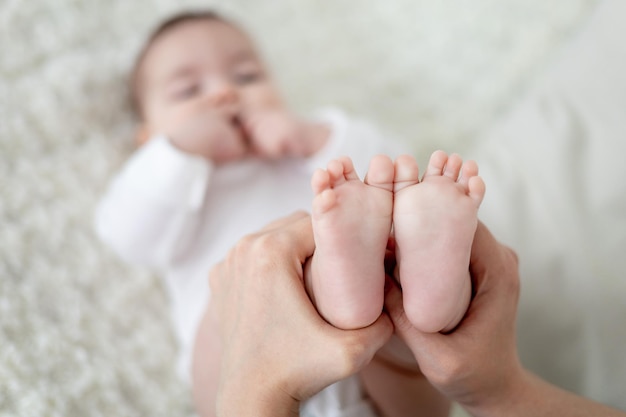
1, 0, 600, 416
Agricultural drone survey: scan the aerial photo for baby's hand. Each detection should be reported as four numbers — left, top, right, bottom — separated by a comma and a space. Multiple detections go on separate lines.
167, 104, 248, 164
242, 110, 327, 159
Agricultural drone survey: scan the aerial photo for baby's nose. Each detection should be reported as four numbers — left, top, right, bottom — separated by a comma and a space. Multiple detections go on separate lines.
208, 79, 238, 105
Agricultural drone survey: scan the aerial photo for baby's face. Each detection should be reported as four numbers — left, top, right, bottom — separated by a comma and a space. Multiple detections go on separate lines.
138, 18, 284, 136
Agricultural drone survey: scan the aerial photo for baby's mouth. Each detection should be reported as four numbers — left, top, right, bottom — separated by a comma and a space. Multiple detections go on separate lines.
231, 114, 250, 146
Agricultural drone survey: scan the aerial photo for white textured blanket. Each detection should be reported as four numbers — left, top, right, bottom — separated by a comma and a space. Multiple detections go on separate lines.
1, 0, 608, 416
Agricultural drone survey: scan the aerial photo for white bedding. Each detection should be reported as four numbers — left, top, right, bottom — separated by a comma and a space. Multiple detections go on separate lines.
4, 0, 622, 416
470, 0, 626, 409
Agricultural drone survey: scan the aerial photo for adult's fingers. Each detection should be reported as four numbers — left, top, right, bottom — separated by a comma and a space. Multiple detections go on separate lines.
249, 211, 315, 268
383, 275, 434, 354
384, 221, 523, 396
470, 221, 519, 283
468, 221, 520, 329
291, 310, 394, 401
336, 313, 394, 375
210, 211, 314, 294
256, 210, 310, 234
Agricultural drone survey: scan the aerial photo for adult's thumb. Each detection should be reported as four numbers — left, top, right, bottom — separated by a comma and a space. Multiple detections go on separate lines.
383, 276, 426, 352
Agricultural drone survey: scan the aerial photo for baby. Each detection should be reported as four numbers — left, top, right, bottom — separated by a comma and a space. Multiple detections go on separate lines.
95, 8, 484, 417
96, 8, 405, 416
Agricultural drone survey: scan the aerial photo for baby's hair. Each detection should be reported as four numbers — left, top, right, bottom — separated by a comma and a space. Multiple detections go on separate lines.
129, 10, 234, 119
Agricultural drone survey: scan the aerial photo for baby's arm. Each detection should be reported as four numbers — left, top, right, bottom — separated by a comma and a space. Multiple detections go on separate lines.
163, 104, 248, 164
361, 354, 450, 417
95, 136, 212, 267
242, 109, 330, 159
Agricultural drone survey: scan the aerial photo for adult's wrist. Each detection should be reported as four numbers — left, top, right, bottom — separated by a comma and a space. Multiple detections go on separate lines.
462, 367, 626, 417
216, 376, 300, 417
458, 365, 532, 417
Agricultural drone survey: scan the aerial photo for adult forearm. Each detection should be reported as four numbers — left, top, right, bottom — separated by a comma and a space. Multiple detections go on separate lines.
464, 370, 626, 417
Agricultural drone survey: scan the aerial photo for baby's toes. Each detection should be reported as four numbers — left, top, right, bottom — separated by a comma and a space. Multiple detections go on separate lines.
327, 157, 359, 185
311, 168, 331, 195
364, 155, 395, 192
468, 176, 486, 207
393, 154, 420, 193
443, 153, 463, 180
313, 189, 338, 215
423, 150, 449, 179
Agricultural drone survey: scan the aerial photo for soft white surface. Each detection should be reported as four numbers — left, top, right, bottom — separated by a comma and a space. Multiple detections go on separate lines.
0, 0, 608, 416
470, 0, 626, 410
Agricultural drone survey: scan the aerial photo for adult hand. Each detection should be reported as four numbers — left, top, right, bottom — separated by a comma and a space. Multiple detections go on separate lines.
384, 221, 523, 412
209, 212, 393, 416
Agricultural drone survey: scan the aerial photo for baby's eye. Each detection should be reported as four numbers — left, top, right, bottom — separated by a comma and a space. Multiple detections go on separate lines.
232, 70, 263, 85
170, 83, 201, 100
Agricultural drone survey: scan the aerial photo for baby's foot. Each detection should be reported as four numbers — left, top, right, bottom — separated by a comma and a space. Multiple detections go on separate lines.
393, 151, 485, 333
309, 155, 394, 329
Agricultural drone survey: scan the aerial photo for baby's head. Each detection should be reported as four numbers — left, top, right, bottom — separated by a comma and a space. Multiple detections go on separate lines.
130, 10, 285, 145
